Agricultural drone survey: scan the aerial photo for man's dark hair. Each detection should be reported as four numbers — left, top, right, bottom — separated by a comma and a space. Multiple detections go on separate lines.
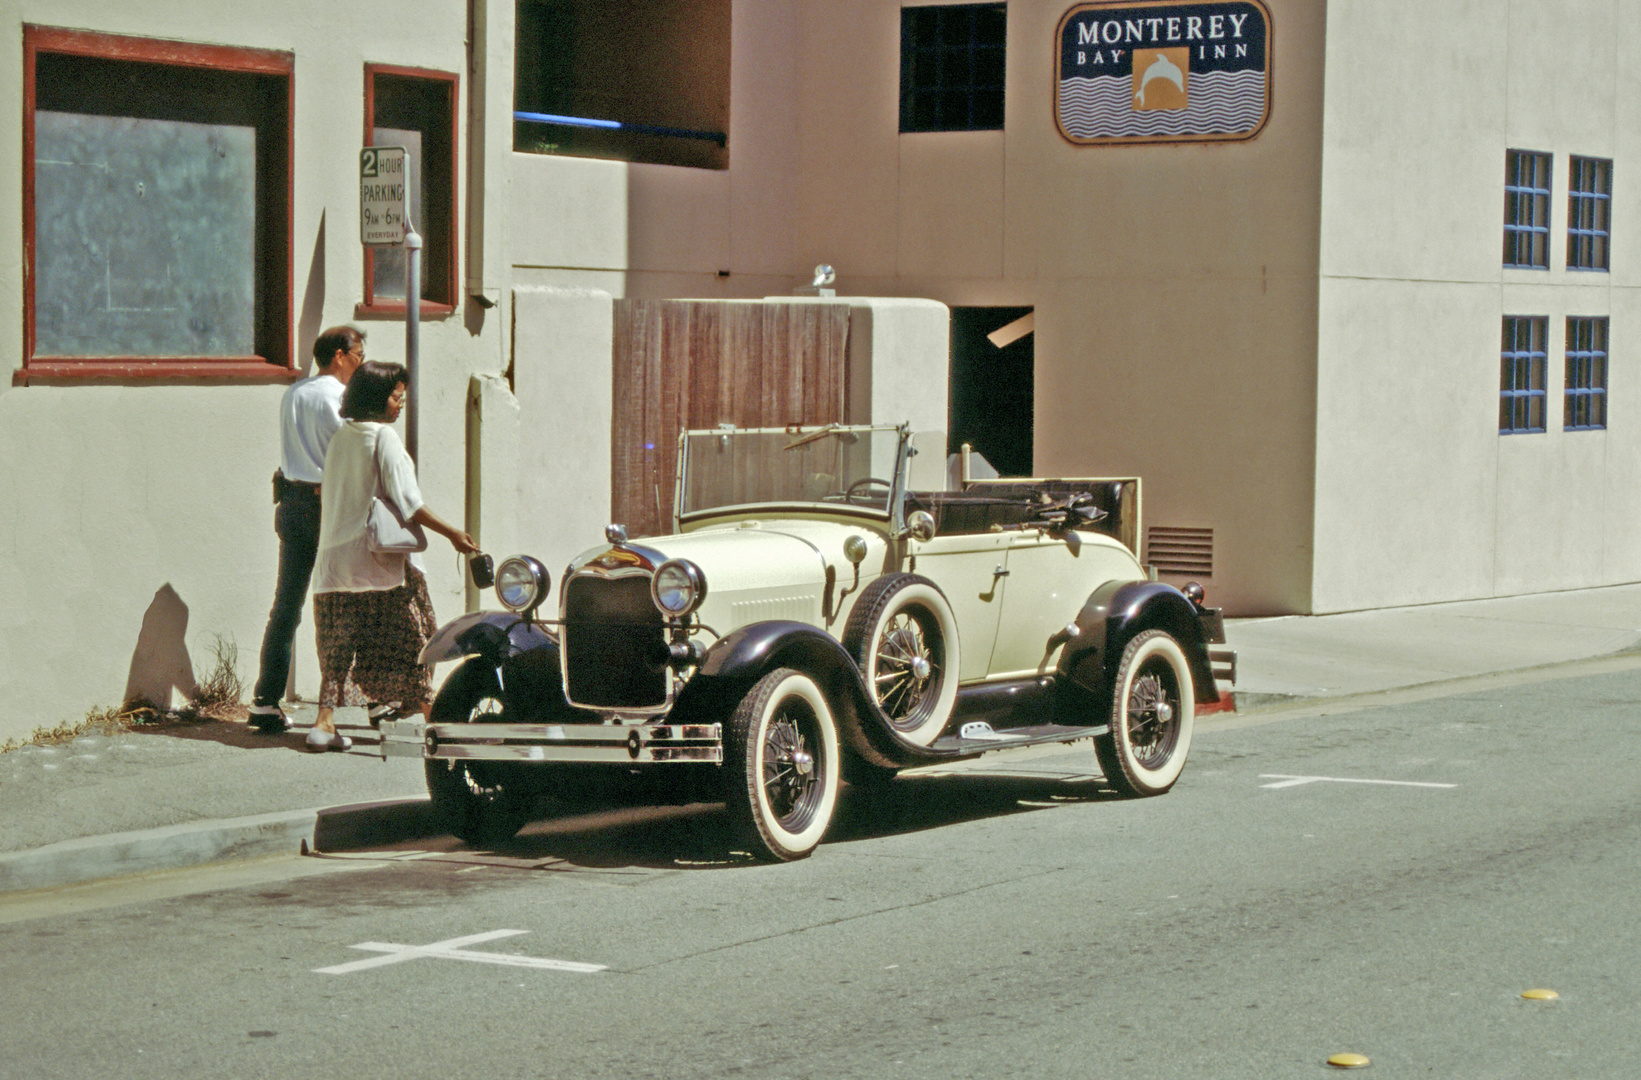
312, 325, 364, 368
340, 361, 408, 421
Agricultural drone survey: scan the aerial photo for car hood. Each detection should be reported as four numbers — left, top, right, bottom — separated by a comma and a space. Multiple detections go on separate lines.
568, 519, 892, 633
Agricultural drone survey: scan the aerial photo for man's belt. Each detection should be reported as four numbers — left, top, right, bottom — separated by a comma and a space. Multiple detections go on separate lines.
273, 471, 321, 503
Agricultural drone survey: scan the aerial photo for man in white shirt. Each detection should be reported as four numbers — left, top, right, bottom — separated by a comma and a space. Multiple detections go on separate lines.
248, 327, 365, 732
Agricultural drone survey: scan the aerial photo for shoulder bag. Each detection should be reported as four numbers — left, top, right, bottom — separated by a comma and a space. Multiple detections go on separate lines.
365, 432, 427, 554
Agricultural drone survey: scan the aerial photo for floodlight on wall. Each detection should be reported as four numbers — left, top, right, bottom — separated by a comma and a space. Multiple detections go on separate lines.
793, 263, 837, 297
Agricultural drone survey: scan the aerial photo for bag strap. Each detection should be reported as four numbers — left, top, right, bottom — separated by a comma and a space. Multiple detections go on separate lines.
371, 426, 395, 505
369, 425, 419, 531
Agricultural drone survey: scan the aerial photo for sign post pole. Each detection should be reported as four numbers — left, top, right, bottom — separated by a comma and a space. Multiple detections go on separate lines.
359, 144, 419, 461
404, 227, 422, 464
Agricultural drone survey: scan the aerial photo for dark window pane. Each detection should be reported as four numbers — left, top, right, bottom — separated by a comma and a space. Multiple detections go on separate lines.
899, 3, 1005, 132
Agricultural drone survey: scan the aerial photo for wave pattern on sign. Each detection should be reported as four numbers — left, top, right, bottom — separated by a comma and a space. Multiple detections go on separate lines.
1059, 69, 1266, 138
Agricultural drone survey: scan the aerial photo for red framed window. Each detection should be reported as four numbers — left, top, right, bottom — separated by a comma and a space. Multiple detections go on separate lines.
359, 65, 458, 317
21, 26, 294, 384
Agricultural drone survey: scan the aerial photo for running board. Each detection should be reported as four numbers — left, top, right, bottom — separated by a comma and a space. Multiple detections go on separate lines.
928, 722, 1107, 756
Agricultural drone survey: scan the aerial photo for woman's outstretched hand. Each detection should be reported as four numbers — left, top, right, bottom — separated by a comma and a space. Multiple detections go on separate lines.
411, 506, 479, 554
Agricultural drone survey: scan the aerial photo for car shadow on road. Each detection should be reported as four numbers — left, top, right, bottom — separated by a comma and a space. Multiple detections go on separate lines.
828, 769, 1120, 844
314, 768, 1122, 872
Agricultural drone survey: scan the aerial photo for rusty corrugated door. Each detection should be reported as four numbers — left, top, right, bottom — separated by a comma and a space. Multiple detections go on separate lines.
612, 301, 849, 537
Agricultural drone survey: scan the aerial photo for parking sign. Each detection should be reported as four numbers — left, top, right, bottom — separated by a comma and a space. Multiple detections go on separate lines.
359, 146, 408, 245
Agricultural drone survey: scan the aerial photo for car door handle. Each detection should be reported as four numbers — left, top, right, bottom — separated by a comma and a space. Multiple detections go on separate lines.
992, 565, 1010, 578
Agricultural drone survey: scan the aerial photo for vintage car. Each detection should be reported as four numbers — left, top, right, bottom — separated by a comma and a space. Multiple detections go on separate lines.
381, 423, 1234, 861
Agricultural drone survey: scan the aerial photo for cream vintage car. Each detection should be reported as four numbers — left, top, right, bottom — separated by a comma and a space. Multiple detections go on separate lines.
382, 424, 1233, 861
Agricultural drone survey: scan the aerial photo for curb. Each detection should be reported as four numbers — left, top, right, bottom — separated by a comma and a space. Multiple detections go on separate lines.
0, 809, 319, 895
0, 797, 441, 896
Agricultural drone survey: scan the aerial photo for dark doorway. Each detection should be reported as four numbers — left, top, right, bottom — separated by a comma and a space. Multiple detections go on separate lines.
949, 307, 1034, 476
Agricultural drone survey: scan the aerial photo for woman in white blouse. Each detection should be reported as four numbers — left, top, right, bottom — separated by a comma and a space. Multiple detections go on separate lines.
306, 361, 477, 751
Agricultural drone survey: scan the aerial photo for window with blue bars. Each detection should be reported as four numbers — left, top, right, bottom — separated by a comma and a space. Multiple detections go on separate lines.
1564, 316, 1609, 431
900, 3, 1007, 133
1567, 156, 1612, 271
1504, 150, 1552, 269
1501, 316, 1548, 434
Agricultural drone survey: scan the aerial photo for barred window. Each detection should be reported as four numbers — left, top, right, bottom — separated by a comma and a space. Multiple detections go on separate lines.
1500, 316, 1548, 434
1564, 316, 1609, 431
1567, 156, 1612, 272
900, 3, 1007, 133
1504, 150, 1552, 269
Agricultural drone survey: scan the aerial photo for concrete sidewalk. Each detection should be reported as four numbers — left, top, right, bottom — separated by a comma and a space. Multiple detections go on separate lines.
3, 583, 1640, 896
1228, 583, 1641, 705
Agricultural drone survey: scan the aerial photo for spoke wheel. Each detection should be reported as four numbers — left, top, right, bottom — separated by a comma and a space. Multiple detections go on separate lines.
423, 660, 539, 846
725, 668, 840, 862
843, 574, 959, 746
1093, 629, 1195, 797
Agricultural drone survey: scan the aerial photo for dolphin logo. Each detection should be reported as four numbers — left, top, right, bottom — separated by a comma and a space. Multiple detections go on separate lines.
1134, 51, 1185, 108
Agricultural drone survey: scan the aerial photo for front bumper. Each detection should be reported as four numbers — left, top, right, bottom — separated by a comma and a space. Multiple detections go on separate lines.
378, 718, 722, 764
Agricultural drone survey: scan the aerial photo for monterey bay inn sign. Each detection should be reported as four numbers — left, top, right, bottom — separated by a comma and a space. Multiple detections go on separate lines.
1055, 0, 1272, 145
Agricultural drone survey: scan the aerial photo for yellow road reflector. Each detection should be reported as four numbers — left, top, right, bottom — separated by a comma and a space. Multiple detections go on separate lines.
1327, 1052, 1370, 1068
1522, 988, 1560, 1000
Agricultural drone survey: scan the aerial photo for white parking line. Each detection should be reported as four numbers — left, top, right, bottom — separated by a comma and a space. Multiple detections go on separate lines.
1259, 774, 1457, 790
314, 929, 607, 975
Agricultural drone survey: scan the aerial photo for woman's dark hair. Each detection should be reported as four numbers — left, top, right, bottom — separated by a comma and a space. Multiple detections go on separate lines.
340, 361, 408, 420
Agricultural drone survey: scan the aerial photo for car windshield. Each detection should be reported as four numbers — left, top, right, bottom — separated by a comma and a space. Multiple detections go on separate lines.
678, 426, 904, 519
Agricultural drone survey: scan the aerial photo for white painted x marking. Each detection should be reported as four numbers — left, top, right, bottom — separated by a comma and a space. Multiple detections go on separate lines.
1259, 774, 1457, 790
314, 929, 606, 975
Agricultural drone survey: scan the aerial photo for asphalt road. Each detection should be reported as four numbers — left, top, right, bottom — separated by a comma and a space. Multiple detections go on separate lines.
2, 666, 1639, 1079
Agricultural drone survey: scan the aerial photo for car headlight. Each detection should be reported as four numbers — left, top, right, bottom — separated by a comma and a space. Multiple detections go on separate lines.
495, 556, 549, 612
651, 559, 707, 618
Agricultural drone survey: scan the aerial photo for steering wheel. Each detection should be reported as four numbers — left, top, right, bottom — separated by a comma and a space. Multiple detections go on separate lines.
844, 477, 892, 505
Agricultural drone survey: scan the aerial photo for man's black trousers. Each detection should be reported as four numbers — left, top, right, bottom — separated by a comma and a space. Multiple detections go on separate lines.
253, 484, 321, 708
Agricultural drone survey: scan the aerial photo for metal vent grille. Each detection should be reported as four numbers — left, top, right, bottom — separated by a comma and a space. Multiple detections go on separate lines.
1147, 526, 1213, 577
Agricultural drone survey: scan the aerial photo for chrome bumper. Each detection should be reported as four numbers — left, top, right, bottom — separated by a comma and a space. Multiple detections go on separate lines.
1208, 647, 1237, 686
378, 718, 722, 764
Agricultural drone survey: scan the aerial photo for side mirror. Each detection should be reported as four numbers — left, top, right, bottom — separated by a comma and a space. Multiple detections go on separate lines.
902, 510, 936, 543
469, 553, 495, 590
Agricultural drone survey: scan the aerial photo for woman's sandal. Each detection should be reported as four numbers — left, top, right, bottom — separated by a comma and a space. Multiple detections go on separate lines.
367, 703, 403, 728
304, 728, 353, 752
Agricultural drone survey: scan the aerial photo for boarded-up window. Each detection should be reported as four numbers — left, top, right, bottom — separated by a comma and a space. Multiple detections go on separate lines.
612, 301, 849, 536
24, 26, 294, 378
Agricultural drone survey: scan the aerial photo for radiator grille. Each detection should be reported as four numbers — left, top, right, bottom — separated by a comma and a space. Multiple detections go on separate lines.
1146, 526, 1213, 577
561, 574, 667, 709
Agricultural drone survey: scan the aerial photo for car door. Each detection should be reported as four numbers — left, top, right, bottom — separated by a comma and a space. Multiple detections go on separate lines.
905, 531, 1013, 682
987, 530, 1133, 679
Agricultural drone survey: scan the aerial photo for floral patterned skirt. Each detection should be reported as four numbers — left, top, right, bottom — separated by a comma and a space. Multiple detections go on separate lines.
313, 565, 436, 709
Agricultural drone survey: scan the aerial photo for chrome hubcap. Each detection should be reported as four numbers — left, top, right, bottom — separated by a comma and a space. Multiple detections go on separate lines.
874, 614, 941, 725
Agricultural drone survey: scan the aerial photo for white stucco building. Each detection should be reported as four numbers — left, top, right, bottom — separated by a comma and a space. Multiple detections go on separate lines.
2, 0, 1636, 738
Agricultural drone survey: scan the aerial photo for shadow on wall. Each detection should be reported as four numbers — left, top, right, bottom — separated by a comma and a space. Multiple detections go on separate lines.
124, 584, 201, 710
294, 212, 325, 370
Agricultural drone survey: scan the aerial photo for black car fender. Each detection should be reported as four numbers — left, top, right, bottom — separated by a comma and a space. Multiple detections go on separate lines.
419, 611, 555, 667
682, 620, 939, 769
420, 612, 581, 724
1057, 580, 1219, 705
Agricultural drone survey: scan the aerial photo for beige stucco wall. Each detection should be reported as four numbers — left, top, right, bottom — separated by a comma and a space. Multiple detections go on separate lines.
1314, 0, 1641, 612
0, 0, 505, 738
